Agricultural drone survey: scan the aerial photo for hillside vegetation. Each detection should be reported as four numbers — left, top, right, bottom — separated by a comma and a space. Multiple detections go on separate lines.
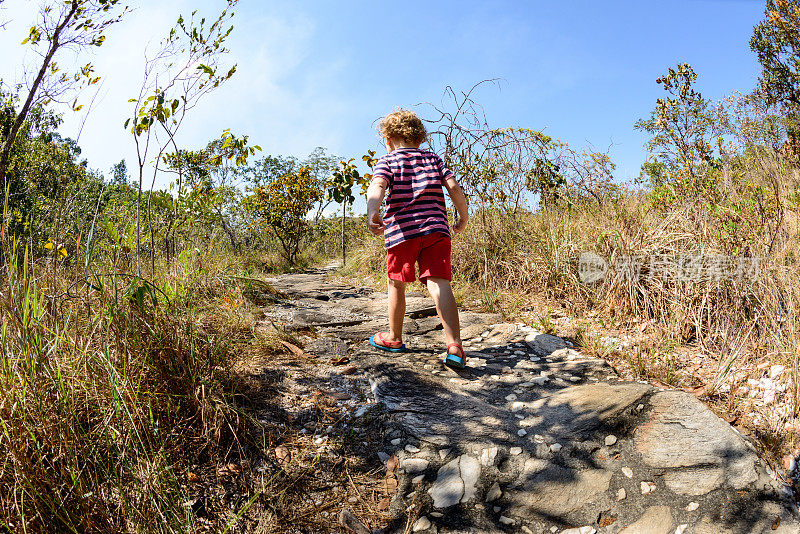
3, 0, 800, 532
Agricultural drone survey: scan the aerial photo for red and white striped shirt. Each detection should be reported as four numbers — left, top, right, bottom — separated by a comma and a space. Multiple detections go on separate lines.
371, 148, 453, 249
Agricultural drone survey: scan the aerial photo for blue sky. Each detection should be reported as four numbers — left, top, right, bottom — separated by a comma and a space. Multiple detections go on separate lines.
0, 0, 767, 193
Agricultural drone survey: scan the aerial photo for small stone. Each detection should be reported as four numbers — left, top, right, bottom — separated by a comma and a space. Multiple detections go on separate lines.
401, 458, 430, 474
621, 467, 633, 478
412, 516, 431, 532
486, 482, 502, 502
561, 527, 596, 534
314, 436, 326, 445
438, 448, 451, 460
378, 451, 390, 463
518, 429, 528, 437
493, 506, 501, 513
533, 434, 545, 443
391, 438, 401, 446
686, 502, 699, 512
429, 512, 443, 518
617, 488, 626, 501
405, 444, 421, 453
480, 447, 498, 466
509, 447, 523, 455
412, 474, 425, 484
521, 527, 535, 534
771, 364, 786, 380
511, 401, 525, 412
550, 443, 563, 453
605, 435, 617, 446
499, 516, 515, 525
550, 528, 558, 533
675, 525, 688, 534
531, 375, 548, 385
640, 481, 656, 494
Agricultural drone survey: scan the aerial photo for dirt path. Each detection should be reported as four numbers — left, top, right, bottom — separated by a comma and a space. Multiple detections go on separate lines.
265, 267, 800, 533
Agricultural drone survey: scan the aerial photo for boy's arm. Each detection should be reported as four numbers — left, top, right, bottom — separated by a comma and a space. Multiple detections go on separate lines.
366, 179, 387, 235
444, 177, 469, 234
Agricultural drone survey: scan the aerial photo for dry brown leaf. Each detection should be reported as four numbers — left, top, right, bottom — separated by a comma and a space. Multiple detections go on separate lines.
386, 455, 398, 474
376, 497, 391, 511
280, 340, 311, 357
187, 472, 200, 483
381, 477, 398, 495
339, 365, 358, 376
275, 445, 291, 466
331, 356, 350, 365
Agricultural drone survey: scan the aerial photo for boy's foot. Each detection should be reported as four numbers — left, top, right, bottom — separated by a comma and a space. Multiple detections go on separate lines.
369, 332, 406, 353
443, 343, 466, 369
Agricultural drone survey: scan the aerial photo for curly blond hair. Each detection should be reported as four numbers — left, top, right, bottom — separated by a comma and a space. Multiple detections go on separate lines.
378, 109, 428, 145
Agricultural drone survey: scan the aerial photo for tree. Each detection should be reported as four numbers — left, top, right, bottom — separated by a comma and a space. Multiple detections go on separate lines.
244, 167, 321, 265
0, 0, 127, 202
327, 159, 367, 266
634, 63, 720, 194
750, 0, 800, 143
126, 0, 238, 273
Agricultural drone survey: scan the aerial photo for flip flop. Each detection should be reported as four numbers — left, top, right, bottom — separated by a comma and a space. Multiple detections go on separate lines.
369, 332, 406, 353
443, 343, 467, 369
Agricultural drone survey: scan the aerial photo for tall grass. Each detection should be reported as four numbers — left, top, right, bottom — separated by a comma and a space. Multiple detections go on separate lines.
0, 242, 262, 532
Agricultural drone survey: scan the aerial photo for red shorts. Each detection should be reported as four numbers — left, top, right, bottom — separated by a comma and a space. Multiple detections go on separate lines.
387, 232, 452, 283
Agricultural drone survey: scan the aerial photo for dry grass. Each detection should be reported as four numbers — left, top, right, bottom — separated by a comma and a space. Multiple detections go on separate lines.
0, 243, 395, 533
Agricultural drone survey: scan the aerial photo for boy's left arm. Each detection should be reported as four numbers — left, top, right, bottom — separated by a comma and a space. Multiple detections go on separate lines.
444, 177, 469, 234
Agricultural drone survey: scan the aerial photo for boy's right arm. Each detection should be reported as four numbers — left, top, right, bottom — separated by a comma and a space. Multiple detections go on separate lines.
444, 177, 469, 234
366, 179, 387, 236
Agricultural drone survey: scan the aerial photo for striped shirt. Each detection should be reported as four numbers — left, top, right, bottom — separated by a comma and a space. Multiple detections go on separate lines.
371, 148, 453, 249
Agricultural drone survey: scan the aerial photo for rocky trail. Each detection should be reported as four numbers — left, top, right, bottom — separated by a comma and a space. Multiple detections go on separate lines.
263, 267, 800, 534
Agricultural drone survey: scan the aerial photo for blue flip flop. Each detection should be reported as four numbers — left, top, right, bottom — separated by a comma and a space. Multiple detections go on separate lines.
369, 332, 406, 353
443, 343, 467, 369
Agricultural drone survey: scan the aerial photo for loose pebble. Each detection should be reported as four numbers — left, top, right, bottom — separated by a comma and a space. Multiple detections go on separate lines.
412, 474, 425, 484
499, 516, 515, 525
412, 516, 431, 532
405, 444, 420, 453
605, 435, 617, 446
687, 502, 699, 512
509, 447, 523, 455
616, 488, 626, 501
485, 482, 502, 502
550, 443, 562, 453
391, 438, 401, 446
493, 506, 501, 513
675, 525, 688, 534
438, 448, 450, 460
511, 402, 525, 412
505, 394, 518, 401
621, 467, 633, 478
378, 451, 390, 462
640, 481, 656, 494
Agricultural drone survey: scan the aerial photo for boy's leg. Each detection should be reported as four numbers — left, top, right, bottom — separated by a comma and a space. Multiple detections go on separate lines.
425, 277, 462, 353
387, 278, 407, 343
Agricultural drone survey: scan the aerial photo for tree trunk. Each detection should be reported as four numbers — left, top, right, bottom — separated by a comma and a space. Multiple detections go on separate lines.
341, 199, 346, 266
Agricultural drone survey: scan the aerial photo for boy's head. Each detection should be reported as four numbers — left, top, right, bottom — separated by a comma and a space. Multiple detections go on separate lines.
378, 109, 427, 148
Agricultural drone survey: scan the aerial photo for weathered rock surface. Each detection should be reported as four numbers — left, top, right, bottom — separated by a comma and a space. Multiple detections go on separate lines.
267, 268, 800, 533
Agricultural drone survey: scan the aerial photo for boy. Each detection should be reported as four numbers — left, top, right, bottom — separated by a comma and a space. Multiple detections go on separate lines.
365, 109, 470, 369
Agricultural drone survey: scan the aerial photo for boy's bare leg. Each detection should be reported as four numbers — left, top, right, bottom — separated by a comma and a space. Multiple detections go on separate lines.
425, 277, 462, 353
387, 278, 406, 343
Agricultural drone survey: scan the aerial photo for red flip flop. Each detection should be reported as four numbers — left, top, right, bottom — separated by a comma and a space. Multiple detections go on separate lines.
443, 343, 466, 369
369, 332, 406, 353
